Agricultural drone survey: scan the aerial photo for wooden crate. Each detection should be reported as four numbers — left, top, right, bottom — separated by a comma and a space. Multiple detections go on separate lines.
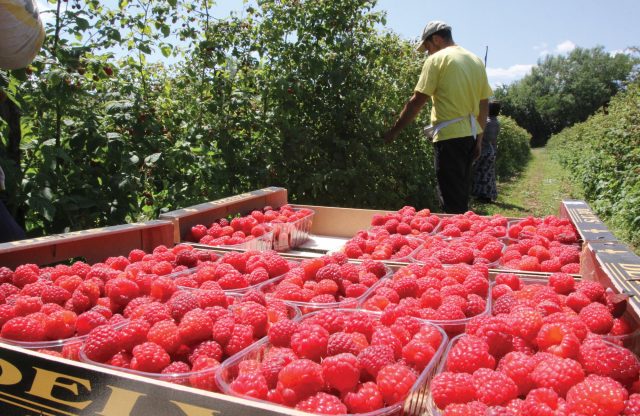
0, 220, 174, 268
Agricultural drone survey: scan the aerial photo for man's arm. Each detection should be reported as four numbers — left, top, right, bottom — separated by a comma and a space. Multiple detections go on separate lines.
473, 98, 489, 161
383, 91, 429, 143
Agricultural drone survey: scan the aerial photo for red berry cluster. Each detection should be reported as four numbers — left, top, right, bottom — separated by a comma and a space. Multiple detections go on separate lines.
361, 261, 490, 336
431, 273, 640, 415
224, 309, 445, 414
261, 254, 389, 311
412, 234, 505, 266
435, 212, 508, 239
189, 205, 314, 249
343, 229, 423, 260
79, 289, 294, 391
0, 245, 216, 345
500, 237, 581, 273
369, 206, 442, 236
171, 250, 294, 292
508, 215, 579, 244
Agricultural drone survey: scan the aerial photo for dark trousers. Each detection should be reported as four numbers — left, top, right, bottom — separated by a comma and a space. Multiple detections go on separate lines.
0, 200, 25, 243
434, 136, 475, 214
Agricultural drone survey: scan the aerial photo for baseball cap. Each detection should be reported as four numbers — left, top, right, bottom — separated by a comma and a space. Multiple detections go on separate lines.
416, 21, 451, 52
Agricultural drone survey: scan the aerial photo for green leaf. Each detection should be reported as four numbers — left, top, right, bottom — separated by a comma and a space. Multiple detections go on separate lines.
144, 153, 162, 166
76, 17, 90, 30
160, 44, 172, 58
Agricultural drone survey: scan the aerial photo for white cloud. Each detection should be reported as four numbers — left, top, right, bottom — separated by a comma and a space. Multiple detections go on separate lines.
555, 40, 576, 54
533, 42, 549, 57
486, 64, 534, 87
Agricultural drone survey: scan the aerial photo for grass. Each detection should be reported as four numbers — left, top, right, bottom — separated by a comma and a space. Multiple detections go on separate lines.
470, 147, 583, 218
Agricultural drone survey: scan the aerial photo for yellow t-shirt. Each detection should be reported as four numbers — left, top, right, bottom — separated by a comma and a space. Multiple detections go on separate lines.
415, 45, 493, 142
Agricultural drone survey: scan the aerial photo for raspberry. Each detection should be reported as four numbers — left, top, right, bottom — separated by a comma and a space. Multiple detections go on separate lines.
108, 351, 132, 368
82, 325, 121, 363
165, 292, 198, 322
401, 339, 434, 372
276, 359, 324, 405
370, 326, 402, 359
536, 323, 580, 359
578, 338, 640, 385
105, 278, 140, 306
230, 372, 269, 400
392, 277, 419, 298
211, 316, 235, 347
186, 340, 223, 365
446, 335, 495, 373
531, 356, 585, 397
376, 363, 417, 405
321, 353, 360, 393
232, 301, 268, 338
543, 312, 589, 341
75, 310, 109, 336
358, 345, 395, 379
624, 393, 640, 415
343, 381, 384, 413
263, 254, 290, 278
343, 311, 376, 341
188, 356, 221, 391
130, 342, 170, 373
432, 372, 478, 409
548, 272, 575, 295
576, 281, 605, 302
522, 388, 561, 415
295, 392, 347, 414
326, 331, 362, 356
472, 368, 518, 406
261, 348, 297, 389
268, 319, 299, 347
566, 291, 591, 312
510, 308, 542, 341
441, 401, 488, 415
149, 277, 178, 302
497, 351, 537, 396
14, 295, 43, 316
147, 320, 181, 354
1, 316, 46, 341
579, 302, 614, 334
178, 309, 213, 345
44, 310, 77, 340
12, 265, 39, 288
225, 324, 254, 357
290, 324, 329, 362
566, 374, 627, 416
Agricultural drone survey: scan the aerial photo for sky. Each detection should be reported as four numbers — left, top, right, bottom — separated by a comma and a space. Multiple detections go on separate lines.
36, 0, 640, 88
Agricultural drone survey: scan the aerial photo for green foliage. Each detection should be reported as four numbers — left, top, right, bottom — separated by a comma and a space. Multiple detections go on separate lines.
495, 116, 531, 180
0, 0, 530, 236
548, 81, 640, 248
495, 47, 638, 146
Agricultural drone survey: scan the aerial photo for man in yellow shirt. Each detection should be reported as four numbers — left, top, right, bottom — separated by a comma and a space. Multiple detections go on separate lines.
384, 21, 492, 213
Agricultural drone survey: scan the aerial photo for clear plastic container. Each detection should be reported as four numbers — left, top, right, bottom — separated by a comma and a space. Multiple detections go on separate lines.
409, 238, 506, 269
257, 264, 393, 315
426, 333, 640, 415
78, 301, 301, 389
168, 257, 298, 296
268, 208, 315, 251
0, 319, 129, 360
216, 309, 449, 416
219, 230, 274, 252
360, 273, 493, 337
